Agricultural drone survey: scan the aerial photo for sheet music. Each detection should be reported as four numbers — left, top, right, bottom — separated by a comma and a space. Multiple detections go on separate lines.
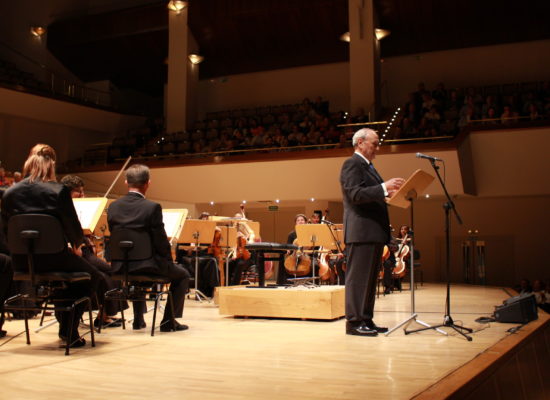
73, 197, 108, 235
162, 209, 188, 239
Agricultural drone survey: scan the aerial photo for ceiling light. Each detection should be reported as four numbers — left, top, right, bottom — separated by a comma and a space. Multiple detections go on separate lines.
30, 26, 46, 37
375, 28, 391, 40
188, 54, 204, 64
167, 1, 188, 14
339, 32, 351, 43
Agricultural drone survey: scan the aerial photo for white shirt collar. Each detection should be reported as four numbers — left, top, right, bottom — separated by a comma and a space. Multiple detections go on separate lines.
354, 151, 371, 165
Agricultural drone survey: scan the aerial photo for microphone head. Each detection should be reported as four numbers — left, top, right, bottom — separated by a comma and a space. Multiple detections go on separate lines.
416, 152, 422, 158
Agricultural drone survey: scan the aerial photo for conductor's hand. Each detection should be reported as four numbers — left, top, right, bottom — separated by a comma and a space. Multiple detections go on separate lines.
385, 177, 405, 197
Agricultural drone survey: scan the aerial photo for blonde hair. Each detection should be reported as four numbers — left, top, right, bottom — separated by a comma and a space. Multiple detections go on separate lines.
22, 144, 57, 183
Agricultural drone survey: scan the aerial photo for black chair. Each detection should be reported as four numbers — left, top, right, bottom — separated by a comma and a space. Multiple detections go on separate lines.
3, 214, 95, 355
101, 228, 175, 336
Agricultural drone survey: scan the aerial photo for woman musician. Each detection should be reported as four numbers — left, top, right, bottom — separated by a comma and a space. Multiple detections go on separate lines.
228, 210, 255, 285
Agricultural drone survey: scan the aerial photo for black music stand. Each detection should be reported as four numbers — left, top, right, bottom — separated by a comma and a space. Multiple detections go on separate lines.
294, 224, 338, 285
384, 169, 447, 336
404, 161, 474, 341
180, 220, 216, 301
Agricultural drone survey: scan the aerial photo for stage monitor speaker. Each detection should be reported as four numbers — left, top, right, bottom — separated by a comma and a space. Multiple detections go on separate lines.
494, 293, 538, 324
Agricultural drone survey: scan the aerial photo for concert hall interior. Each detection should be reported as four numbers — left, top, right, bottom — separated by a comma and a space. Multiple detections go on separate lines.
0, 1, 549, 399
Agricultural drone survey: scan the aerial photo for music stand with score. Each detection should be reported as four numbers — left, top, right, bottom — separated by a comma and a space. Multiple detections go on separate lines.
179, 219, 216, 301
294, 224, 338, 285
384, 169, 447, 337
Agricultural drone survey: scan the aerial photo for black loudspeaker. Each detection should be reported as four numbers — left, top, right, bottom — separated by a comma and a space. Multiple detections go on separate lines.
494, 293, 538, 324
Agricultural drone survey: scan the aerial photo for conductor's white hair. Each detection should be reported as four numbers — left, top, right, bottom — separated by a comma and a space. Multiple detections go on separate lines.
352, 128, 377, 147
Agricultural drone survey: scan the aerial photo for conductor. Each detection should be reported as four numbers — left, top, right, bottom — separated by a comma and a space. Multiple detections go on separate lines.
340, 128, 404, 336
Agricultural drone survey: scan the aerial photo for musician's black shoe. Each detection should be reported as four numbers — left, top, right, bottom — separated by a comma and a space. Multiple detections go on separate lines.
364, 320, 388, 333
160, 320, 189, 332
0, 329, 7, 338
132, 321, 147, 330
346, 321, 378, 337
94, 318, 123, 329
59, 333, 86, 347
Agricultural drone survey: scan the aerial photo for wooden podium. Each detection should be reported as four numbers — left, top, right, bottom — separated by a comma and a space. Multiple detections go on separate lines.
218, 285, 345, 320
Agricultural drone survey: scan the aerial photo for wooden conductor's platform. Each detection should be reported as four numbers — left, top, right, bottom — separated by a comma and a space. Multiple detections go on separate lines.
218, 285, 345, 320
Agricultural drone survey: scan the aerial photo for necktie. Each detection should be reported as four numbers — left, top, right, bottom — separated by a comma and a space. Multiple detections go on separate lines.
368, 162, 383, 183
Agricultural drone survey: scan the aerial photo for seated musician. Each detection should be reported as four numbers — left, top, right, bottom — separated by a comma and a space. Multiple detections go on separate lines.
107, 164, 190, 332
382, 239, 399, 294
1, 144, 104, 347
60, 175, 127, 327
176, 211, 220, 297
228, 231, 252, 285
310, 210, 322, 224
395, 224, 413, 290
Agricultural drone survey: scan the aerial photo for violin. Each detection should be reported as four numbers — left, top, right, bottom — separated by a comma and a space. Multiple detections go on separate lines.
235, 234, 251, 260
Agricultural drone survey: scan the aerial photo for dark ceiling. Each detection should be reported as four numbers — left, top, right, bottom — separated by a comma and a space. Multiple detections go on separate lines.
46, 0, 550, 97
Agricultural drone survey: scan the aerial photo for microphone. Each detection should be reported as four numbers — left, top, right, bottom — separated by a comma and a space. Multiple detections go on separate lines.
416, 152, 442, 161
321, 219, 335, 225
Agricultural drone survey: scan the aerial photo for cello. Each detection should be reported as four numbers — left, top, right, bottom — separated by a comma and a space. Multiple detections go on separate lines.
208, 227, 225, 286
392, 233, 410, 279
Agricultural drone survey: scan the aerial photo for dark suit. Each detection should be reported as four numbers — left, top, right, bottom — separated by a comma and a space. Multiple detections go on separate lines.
1, 179, 103, 334
340, 153, 391, 324
107, 192, 189, 322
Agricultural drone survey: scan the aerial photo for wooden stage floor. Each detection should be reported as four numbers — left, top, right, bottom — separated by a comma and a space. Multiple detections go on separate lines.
0, 283, 547, 399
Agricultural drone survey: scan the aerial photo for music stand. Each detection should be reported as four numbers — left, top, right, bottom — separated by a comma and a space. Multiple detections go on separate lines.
180, 220, 216, 301
73, 197, 109, 236
295, 224, 338, 284
404, 161, 473, 341
385, 169, 447, 337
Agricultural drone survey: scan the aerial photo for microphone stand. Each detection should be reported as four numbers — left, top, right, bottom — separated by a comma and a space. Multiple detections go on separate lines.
404, 159, 473, 341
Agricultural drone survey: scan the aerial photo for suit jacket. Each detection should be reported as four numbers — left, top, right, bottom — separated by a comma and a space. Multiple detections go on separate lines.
339, 153, 391, 244
107, 192, 173, 274
1, 178, 84, 249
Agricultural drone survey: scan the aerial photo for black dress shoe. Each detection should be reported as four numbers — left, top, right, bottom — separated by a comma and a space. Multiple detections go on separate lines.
160, 321, 189, 332
59, 334, 86, 348
132, 321, 147, 330
0, 329, 7, 338
346, 321, 378, 336
94, 318, 123, 328
364, 320, 388, 333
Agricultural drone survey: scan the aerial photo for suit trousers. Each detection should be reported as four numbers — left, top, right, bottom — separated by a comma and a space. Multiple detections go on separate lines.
345, 242, 384, 323
132, 262, 190, 322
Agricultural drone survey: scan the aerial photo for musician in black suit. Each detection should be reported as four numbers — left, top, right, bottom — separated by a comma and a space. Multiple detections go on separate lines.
1, 144, 103, 347
107, 164, 190, 332
340, 129, 404, 336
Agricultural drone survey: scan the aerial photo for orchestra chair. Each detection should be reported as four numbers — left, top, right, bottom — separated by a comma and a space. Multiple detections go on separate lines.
3, 214, 95, 355
100, 228, 175, 336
